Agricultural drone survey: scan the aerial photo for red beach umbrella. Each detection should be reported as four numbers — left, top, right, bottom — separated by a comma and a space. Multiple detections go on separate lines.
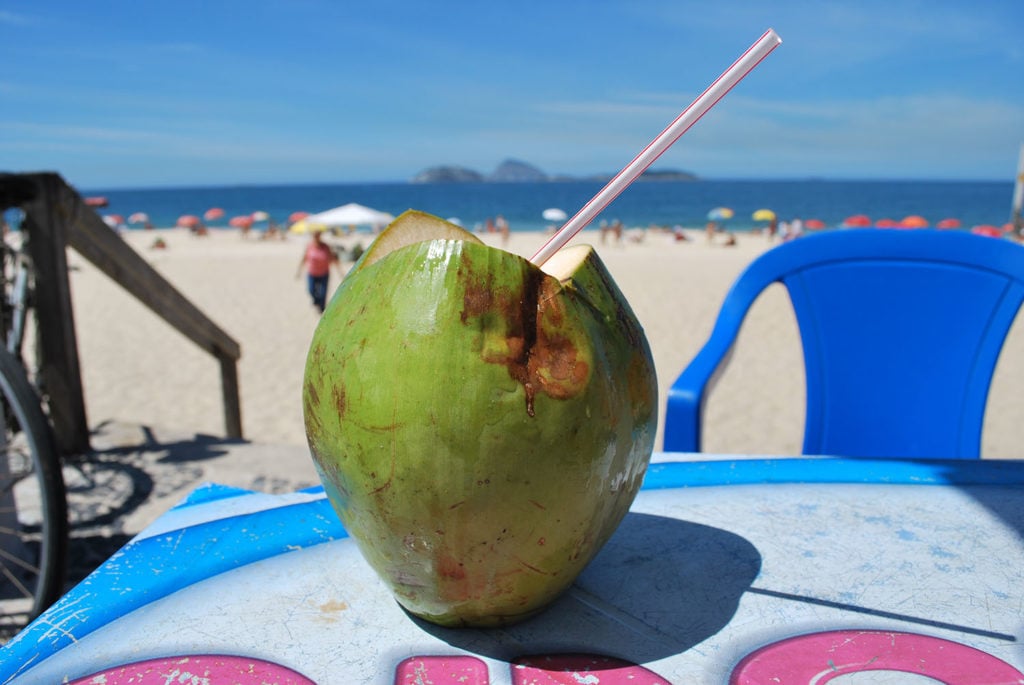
875, 218, 899, 228
204, 207, 225, 221
289, 211, 311, 223
128, 212, 150, 224
935, 218, 961, 229
804, 219, 826, 230
229, 215, 254, 229
177, 215, 202, 229
843, 214, 872, 227
84, 196, 109, 208
971, 225, 1003, 238
900, 215, 929, 228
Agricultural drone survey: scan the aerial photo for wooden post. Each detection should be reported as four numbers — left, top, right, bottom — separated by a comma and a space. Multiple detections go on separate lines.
219, 355, 242, 440
19, 174, 92, 454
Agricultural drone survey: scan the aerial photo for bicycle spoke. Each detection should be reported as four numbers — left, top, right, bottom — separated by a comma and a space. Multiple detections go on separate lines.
0, 544, 39, 575
0, 562, 34, 600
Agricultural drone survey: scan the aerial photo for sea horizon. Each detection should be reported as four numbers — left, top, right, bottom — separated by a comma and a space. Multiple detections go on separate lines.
81, 175, 1013, 194
58, 177, 1019, 235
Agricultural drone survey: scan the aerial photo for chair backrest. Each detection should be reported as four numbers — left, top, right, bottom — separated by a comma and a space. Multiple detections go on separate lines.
672, 229, 1024, 459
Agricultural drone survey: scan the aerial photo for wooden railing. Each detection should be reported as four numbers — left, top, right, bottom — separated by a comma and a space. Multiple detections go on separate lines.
0, 172, 242, 454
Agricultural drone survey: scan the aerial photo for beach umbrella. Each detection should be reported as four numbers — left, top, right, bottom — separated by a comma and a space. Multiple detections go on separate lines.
971, 225, 1003, 238
84, 196, 109, 208
543, 207, 568, 222
805, 219, 826, 230
875, 218, 899, 228
288, 211, 311, 224
752, 209, 776, 222
289, 219, 324, 234
204, 207, 225, 221
936, 218, 961, 229
304, 203, 394, 230
229, 215, 254, 229
900, 215, 929, 228
707, 207, 734, 221
843, 214, 872, 227
128, 212, 149, 224
102, 214, 125, 228
177, 215, 202, 229
251, 211, 271, 222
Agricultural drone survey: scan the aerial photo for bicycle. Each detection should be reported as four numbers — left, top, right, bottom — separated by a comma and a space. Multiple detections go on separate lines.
0, 209, 68, 639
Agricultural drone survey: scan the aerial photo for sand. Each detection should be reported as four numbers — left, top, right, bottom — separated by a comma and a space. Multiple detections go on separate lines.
60, 224, 1024, 537
67, 227, 787, 454
68, 225, 1024, 457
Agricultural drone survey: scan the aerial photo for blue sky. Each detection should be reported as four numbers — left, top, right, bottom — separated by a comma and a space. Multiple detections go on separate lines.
2, 1, 1022, 189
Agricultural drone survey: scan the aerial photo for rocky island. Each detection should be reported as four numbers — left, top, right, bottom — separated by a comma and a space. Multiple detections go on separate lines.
411, 158, 697, 183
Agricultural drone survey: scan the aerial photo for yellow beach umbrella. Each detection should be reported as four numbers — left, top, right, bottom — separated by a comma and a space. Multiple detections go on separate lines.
289, 219, 327, 234
752, 209, 776, 222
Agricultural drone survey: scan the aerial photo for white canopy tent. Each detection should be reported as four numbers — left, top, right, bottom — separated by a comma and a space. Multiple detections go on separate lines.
302, 203, 394, 231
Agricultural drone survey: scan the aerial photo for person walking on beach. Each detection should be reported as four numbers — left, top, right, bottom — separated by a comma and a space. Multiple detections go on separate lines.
786, 217, 804, 242
495, 214, 509, 245
296, 229, 340, 314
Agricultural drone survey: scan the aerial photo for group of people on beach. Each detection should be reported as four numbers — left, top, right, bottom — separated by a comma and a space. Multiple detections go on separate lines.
771, 217, 806, 242
704, 221, 738, 246
703, 214, 809, 246
290, 208, 827, 316
599, 220, 624, 244
478, 215, 510, 245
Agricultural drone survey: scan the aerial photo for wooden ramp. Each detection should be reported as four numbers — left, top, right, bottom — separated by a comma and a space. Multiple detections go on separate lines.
0, 172, 242, 454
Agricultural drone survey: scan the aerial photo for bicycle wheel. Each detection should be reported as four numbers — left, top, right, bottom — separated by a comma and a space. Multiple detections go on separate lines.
0, 346, 66, 638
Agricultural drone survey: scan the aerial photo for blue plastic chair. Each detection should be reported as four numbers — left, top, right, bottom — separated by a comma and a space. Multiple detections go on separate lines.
664, 229, 1024, 459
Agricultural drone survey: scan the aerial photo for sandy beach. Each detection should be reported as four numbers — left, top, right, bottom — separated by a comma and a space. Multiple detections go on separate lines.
69, 224, 1024, 457
60, 224, 1024, 539
67, 227, 791, 452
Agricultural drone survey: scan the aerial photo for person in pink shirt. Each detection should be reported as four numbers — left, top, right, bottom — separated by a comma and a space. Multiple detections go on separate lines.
296, 230, 340, 313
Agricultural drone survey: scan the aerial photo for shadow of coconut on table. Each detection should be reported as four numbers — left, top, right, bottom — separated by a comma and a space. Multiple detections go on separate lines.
412, 512, 762, 664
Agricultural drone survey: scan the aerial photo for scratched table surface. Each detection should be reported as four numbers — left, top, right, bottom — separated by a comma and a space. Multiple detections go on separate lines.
3, 456, 1024, 685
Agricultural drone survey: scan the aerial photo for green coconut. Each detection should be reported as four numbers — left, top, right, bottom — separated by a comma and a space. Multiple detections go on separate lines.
303, 210, 657, 627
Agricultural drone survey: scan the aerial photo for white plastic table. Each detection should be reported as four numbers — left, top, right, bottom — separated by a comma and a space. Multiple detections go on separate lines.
3, 456, 1023, 684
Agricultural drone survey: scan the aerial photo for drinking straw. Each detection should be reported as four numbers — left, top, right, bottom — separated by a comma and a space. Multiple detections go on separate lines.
530, 28, 782, 266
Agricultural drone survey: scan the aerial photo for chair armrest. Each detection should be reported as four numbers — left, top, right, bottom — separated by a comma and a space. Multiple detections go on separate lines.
663, 341, 737, 452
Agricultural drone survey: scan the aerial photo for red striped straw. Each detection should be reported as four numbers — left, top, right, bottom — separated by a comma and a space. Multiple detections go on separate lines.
530, 28, 782, 266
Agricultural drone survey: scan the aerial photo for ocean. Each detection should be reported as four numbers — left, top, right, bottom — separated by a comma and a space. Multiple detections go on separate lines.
61, 179, 1017, 234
